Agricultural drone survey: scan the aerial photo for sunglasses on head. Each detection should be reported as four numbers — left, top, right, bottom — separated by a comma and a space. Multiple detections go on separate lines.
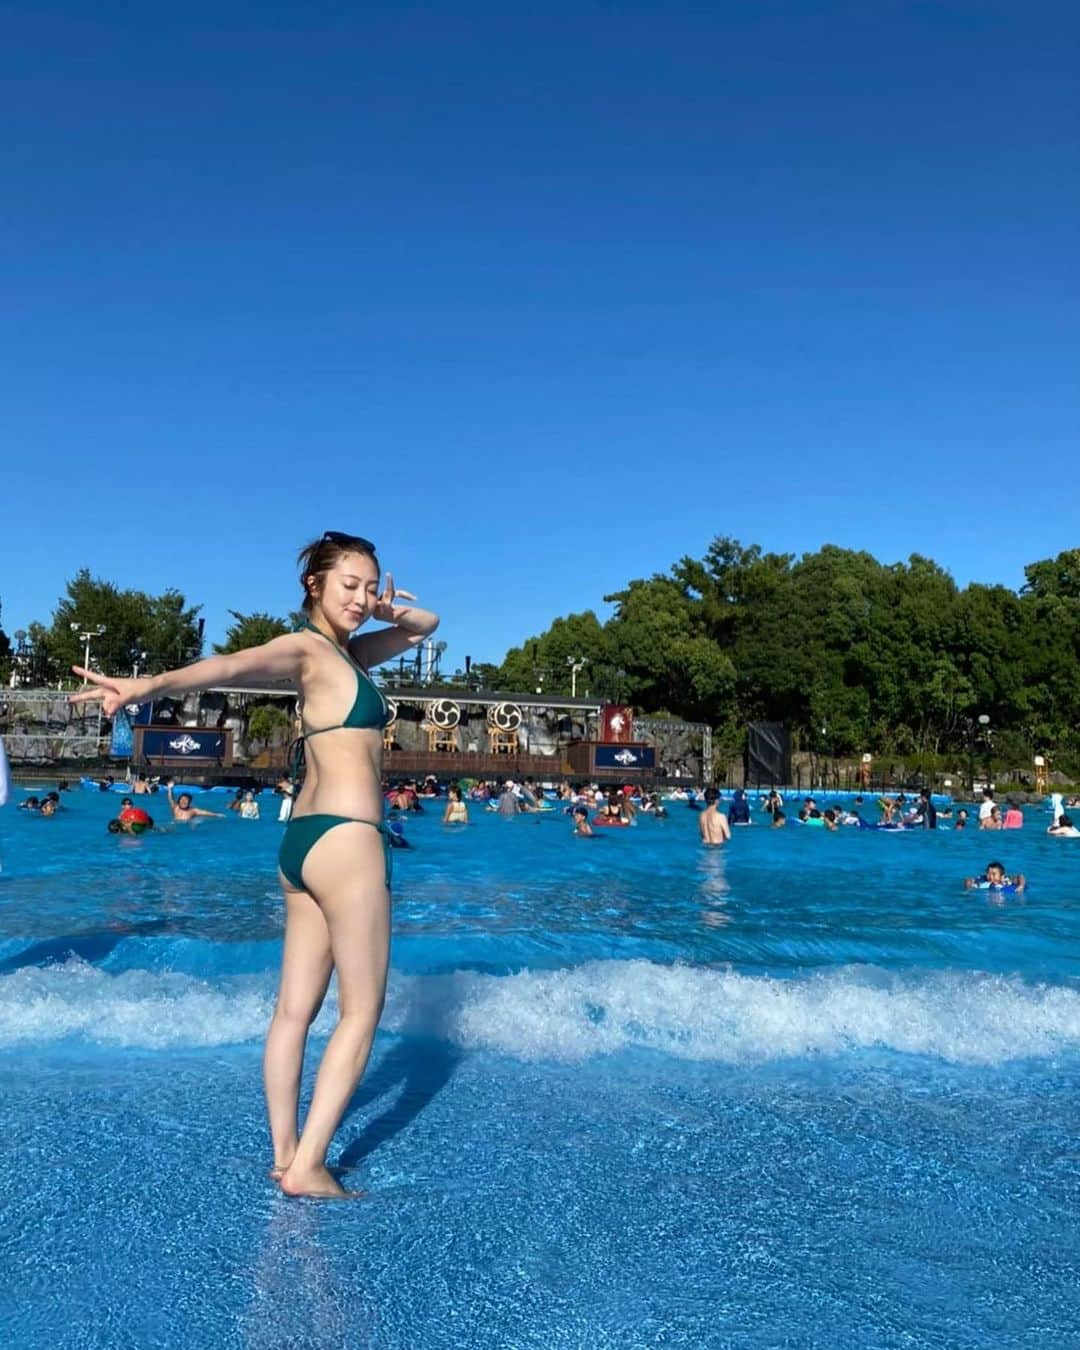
322, 530, 377, 554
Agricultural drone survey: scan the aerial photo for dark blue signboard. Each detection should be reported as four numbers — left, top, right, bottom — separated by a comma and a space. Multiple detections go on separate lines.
593, 743, 656, 771
140, 729, 228, 760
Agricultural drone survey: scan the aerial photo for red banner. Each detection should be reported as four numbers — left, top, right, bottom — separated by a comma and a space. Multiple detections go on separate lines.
600, 705, 634, 743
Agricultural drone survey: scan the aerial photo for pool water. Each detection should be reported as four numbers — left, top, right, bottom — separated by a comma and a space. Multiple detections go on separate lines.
1, 791, 1077, 1348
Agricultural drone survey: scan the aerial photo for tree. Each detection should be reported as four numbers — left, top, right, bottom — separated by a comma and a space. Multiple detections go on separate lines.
1022, 549, 1080, 600
215, 611, 292, 654
245, 704, 292, 755
497, 611, 611, 696
40, 570, 203, 682
491, 534, 1080, 765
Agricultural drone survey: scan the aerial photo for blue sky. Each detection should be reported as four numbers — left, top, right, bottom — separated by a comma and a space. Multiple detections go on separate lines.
3, 1, 1077, 673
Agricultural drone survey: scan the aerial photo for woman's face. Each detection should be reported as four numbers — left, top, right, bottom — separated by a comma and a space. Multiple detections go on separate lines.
314, 551, 380, 630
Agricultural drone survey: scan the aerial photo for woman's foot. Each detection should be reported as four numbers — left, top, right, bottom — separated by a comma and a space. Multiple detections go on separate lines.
268, 1150, 296, 1181
278, 1162, 361, 1199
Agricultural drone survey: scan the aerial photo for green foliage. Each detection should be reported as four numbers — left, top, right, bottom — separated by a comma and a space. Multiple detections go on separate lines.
494, 542, 1080, 760
214, 611, 291, 654
245, 704, 292, 746
498, 611, 611, 696
38, 570, 203, 685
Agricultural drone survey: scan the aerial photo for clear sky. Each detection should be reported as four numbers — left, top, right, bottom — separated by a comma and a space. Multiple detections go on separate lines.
3, 1, 1077, 673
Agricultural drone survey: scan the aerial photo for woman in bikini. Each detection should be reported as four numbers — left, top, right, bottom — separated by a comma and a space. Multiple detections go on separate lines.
70, 532, 439, 1198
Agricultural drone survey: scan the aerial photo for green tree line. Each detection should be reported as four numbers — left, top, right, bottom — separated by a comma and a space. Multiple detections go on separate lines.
5, 545, 1079, 773
0, 571, 302, 687
493, 539, 1080, 769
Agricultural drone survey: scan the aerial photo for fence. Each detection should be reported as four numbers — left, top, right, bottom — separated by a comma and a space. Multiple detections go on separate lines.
0, 689, 103, 761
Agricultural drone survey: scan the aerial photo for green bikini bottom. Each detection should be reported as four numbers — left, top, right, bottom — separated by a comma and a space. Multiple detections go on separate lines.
278, 814, 393, 891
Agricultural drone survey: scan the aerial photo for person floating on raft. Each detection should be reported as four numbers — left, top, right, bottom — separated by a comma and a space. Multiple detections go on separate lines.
964, 861, 1025, 894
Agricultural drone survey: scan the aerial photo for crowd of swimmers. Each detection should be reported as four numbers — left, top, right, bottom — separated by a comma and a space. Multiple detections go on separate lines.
15, 774, 1080, 884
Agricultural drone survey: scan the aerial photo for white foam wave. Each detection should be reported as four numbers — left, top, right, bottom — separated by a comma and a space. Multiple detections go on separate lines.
1, 959, 1078, 1065
0, 961, 276, 1049
399, 961, 1080, 1066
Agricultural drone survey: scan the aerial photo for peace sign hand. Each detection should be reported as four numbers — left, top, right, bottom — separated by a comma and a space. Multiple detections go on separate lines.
68, 668, 152, 717
372, 572, 418, 624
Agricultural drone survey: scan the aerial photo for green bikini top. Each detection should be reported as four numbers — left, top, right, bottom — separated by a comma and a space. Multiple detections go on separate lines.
300, 620, 389, 737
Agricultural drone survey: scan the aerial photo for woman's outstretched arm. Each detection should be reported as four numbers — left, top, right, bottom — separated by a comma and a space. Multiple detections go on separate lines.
69, 634, 305, 716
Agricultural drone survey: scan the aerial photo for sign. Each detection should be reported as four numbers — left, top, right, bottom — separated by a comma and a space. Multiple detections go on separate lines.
592, 743, 655, 770
109, 708, 134, 759
137, 727, 231, 763
600, 705, 634, 743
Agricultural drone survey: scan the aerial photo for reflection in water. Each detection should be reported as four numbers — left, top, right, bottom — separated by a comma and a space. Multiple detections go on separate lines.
697, 849, 732, 927
240, 1203, 377, 1350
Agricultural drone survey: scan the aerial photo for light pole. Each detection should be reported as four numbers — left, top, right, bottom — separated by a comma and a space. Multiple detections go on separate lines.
431, 640, 447, 683
567, 656, 585, 698
11, 629, 27, 688
71, 622, 106, 676
978, 713, 991, 789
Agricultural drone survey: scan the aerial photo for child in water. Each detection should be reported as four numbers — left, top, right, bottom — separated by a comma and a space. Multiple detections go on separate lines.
964, 861, 1025, 892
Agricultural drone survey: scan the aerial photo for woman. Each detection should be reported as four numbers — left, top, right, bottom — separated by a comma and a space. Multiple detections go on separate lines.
71, 532, 438, 1198
442, 783, 468, 825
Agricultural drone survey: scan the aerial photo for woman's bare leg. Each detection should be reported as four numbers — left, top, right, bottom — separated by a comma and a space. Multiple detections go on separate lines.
263, 881, 334, 1175
279, 825, 390, 1199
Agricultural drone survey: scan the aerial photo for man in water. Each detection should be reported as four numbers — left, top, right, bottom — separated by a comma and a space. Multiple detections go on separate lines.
917, 787, 937, 829
166, 782, 224, 822
571, 805, 593, 837
699, 787, 731, 845
978, 788, 995, 825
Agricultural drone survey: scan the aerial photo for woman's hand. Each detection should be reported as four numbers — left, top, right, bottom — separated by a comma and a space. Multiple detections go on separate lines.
69, 668, 153, 716
372, 572, 419, 626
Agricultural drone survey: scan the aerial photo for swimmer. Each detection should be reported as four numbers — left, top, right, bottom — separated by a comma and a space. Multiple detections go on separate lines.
441, 783, 469, 825
964, 861, 1025, 893
1002, 801, 1024, 829
108, 810, 154, 834
275, 775, 295, 823
728, 788, 752, 825
954, 809, 969, 831
386, 818, 412, 850
166, 782, 225, 822
571, 804, 593, 837
771, 810, 787, 828
698, 787, 731, 846
239, 789, 260, 820
71, 530, 438, 1198
1048, 813, 1080, 837
39, 798, 58, 817
18, 797, 40, 811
